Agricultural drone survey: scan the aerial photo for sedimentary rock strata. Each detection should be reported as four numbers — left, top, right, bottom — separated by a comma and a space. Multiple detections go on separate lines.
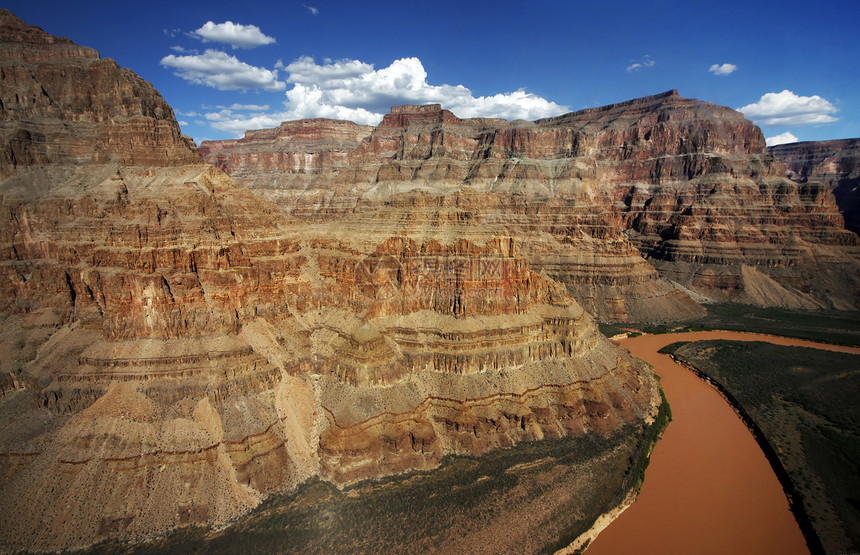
0, 12, 198, 177
770, 138, 860, 235
0, 11, 660, 552
201, 93, 860, 314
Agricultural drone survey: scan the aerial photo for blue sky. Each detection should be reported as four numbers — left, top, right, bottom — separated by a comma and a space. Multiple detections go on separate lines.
6, 0, 859, 146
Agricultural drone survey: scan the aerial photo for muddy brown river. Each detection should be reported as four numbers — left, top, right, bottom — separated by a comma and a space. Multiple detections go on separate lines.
585, 331, 860, 554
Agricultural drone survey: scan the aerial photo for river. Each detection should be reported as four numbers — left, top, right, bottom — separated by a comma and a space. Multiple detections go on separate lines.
585, 331, 860, 554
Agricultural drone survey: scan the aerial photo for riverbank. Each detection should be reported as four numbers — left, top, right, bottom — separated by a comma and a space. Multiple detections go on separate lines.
584, 331, 821, 555
663, 339, 860, 554
558, 386, 671, 554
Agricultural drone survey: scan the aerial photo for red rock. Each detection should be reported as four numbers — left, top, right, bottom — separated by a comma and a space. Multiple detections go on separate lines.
201, 92, 859, 313
0, 11, 661, 551
0, 9, 198, 178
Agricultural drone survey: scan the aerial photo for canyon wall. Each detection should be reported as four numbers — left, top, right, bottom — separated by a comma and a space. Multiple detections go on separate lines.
770, 138, 860, 235
0, 11, 659, 551
201, 93, 859, 315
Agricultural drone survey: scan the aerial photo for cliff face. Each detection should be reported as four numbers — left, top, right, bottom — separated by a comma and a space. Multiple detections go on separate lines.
770, 139, 860, 235
199, 118, 374, 176
0, 9, 199, 178
0, 12, 660, 552
573, 94, 859, 310
201, 93, 859, 313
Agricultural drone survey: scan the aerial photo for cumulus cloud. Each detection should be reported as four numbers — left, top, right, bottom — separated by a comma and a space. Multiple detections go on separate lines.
204, 55, 569, 136
160, 50, 286, 91
626, 55, 655, 73
709, 63, 737, 76
738, 90, 838, 126
303, 4, 319, 15
190, 21, 276, 49
765, 131, 799, 147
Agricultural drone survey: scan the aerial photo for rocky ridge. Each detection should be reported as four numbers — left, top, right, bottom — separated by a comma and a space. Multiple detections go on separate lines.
201, 92, 860, 314
0, 11, 198, 178
0, 11, 659, 551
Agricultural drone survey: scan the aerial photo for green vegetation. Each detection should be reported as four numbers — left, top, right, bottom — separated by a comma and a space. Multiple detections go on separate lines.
84, 412, 671, 554
598, 304, 860, 347
669, 340, 860, 553
695, 304, 860, 346
629, 386, 672, 492
657, 341, 690, 356
597, 322, 629, 337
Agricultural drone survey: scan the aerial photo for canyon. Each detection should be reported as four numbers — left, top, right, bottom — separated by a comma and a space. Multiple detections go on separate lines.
0, 11, 659, 552
201, 94, 860, 316
1, 8, 858, 553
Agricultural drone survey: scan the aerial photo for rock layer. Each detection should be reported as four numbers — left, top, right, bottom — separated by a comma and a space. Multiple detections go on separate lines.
0, 12, 660, 552
770, 138, 860, 235
0, 9, 199, 179
201, 93, 860, 313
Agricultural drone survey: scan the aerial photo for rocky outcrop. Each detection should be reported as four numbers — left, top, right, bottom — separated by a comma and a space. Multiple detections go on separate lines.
0, 9, 199, 179
201, 93, 860, 313
770, 139, 860, 235
570, 94, 858, 309
198, 118, 374, 176
0, 12, 660, 552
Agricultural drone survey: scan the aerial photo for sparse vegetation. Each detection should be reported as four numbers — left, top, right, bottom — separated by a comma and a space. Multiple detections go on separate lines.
83, 410, 672, 554
598, 304, 860, 347
695, 304, 860, 346
597, 322, 629, 337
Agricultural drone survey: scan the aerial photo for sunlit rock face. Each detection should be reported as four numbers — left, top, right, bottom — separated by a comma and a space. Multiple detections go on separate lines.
201, 92, 860, 313
0, 11, 660, 552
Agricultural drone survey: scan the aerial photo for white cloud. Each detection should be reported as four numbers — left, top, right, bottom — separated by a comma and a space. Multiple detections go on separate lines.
178, 120, 188, 126
217, 103, 271, 111
163, 28, 181, 38
285, 56, 376, 91
170, 45, 198, 54
709, 63, 737, 76
765, 131, 799, 147
738, 90, 838, 126
203, 55, 569, 136
283, 56, 568, 122
160, 50, 286, 91
303, 4, 319, 15
627, 55, 655, 73
190, 21, 276, 49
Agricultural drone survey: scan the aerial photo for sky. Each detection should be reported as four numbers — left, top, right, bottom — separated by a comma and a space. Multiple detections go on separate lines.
6, 0, 859, 147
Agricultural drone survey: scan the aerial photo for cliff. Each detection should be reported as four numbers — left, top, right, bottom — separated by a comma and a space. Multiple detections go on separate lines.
0, 12, 660, 551
201, 94, 860, 314
769, 139, 860, 235
199, 118, 374, 176
0, 10, 199, 178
